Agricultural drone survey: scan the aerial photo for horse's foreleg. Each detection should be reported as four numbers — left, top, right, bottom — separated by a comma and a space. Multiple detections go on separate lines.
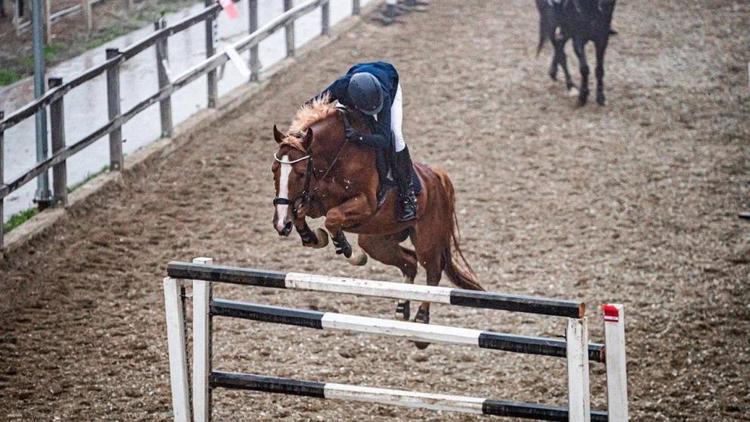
294, 219, 329, 249
324, 194, 374, 266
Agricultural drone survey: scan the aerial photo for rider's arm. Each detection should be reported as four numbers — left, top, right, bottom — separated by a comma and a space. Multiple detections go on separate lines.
309, 77, 348, 104
348, 92, 394, 150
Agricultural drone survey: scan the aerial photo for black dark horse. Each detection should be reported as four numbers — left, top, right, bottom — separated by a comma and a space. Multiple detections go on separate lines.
536, 0, 617, 106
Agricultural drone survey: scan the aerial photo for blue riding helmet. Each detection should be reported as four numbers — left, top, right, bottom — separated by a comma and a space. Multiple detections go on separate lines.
347, 72, 384, 116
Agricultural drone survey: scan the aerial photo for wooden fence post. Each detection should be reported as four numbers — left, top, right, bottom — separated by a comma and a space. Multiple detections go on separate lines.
321, 0, 329, 36
48, 77, 67, 207
0, 110, 4, 250
204, 0, 217, 107
248, 0, 260, 81
43, 0, 50, 43
105, 48, 124, 171
155, 19, 174, 136
283, 0, 294, 57
352, 0, 360, 15
80, 0, 92, 35
14, 0, 24, 35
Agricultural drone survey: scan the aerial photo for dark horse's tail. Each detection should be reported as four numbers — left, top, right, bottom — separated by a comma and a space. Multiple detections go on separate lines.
436, 170, 485, 291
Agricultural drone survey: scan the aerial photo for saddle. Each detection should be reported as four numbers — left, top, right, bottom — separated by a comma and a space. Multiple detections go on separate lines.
338, 108, 422, 209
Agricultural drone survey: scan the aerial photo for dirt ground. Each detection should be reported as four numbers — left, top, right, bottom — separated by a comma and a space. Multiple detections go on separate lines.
1, 0, 749, 420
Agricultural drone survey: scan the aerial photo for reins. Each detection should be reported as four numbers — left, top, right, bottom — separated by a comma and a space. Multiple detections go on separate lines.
273, 109, 353, 218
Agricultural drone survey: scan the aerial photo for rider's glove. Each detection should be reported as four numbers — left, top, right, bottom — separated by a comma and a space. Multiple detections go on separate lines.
345, 126, 360, 141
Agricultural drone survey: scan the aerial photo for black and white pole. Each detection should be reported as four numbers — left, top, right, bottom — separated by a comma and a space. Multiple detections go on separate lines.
210, 371, 609, 421
164, 258, 628, 422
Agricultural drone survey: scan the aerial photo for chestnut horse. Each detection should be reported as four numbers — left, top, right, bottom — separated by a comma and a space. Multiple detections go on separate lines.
271, 98, 483, 346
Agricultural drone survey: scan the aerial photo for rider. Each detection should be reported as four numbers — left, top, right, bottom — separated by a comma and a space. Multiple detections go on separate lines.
310, 61, 417, 222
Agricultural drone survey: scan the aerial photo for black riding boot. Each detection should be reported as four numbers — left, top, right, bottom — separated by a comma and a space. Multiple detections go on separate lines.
394, 147, 418, 222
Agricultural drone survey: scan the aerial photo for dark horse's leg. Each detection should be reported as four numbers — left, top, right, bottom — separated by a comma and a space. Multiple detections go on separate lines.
556, 37, 576, 93
594, 35, 609, 106
572, 37, 590, 106
358, 233, 418, 320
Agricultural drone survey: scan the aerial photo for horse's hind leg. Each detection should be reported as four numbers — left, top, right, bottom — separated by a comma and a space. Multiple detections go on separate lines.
358, 233, 418, 320
411, 252, 442, 350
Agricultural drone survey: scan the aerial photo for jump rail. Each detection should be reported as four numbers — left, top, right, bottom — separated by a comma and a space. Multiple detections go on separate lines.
163, 259, 629, 421
1, 0, 350, 249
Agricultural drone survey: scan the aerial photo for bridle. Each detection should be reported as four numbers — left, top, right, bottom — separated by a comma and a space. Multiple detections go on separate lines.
273, 109, 353, 219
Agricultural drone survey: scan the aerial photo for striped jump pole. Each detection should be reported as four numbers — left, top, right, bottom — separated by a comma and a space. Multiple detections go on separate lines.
163, 259, 628, 422
167, 261, 586, 318
210, 371, 609, 421
209, 299, 606, 362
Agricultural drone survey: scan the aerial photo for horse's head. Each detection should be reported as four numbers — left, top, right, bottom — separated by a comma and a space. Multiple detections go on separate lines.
271, 125, 314, 236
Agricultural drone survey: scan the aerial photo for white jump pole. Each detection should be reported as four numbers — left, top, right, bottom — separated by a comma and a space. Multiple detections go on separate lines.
566, 317, 591, 422
163, 277, 191, 422
193, 257, 214, 422
603, 304, 628, 421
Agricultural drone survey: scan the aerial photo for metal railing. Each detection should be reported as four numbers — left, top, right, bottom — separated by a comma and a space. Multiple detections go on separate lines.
0, 0, 360, 249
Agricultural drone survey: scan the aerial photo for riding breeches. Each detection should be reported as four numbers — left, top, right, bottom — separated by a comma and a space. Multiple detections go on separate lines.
391, 84, 406, 152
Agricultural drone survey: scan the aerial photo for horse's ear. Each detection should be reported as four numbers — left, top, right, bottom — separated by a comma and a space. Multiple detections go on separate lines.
303, 128, 314, 150
273, 125, 285, 144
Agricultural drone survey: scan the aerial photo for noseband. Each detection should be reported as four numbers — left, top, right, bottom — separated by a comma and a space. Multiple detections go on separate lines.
272, 152, 314, 218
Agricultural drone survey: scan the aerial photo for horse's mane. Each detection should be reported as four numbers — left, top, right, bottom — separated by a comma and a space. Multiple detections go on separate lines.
288, 93, 338, 135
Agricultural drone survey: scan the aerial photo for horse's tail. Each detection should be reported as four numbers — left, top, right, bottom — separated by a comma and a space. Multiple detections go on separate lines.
436, 169, 485, 292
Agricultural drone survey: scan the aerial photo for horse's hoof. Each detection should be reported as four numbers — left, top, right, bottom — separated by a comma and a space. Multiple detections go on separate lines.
596, 94, 606, 106
395, 301, 410, 320
412, 308, 430, 349
414, 310, 430, 325
577, 94, 589, 107
567, 86, 579, 97
413, 341, 430, 350
313, 228, 329, 248
347, 250, 368, 266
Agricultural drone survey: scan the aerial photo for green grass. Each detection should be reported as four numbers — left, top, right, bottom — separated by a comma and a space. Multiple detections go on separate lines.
3, 208, 38, 233
2, 164, 109, 234
67, 165, 110, 193
82, 25, 133, 50
0, 68, 22, 86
